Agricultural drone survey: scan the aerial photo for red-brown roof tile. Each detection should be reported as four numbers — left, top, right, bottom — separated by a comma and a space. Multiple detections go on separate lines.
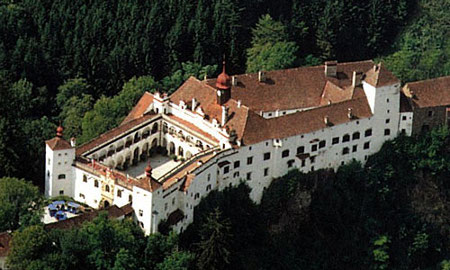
206, 60, 375, 112
403, 76, 450, 108
364, 63, 400, 88
121, 92, 154, 125
46, 137, 72, 150
242, 97, 373, 145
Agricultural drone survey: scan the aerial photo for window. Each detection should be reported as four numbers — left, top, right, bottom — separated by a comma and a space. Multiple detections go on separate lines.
332, 137, 339, 145
387, 98, 390, 103
287, 159, 295, 168
301, 159, 306, 167
83, 175, 87, 182
129, 195, 133, 203
58, 174, 66, 180
247, 156, 253, 165
311, 144, 317, 152
79, 193, 85, 199
208, 174, 211, 181
246, 172, 252, 180
195, 193, 200, 199
364, 142, 370, 149
282, 149, 289, 158
139, 210, 143, 217
233, 172, 240, 178
117, 190, 122, 197
310, 156, 315, 163
48, 158, 50, 165
342, 147, 349, 155
94, 180, 99, 188
365, 129, 372, 137
206, 184, 211, 191
385, 118, 390, 124
59, 190, 64, 195
234, 161, 240, 168
164, 203, 168, 211
384, 129, 390, 136
105, 185, 110, 192
428, 110, 433, 117
297, 146, 305, 154
47, 170, 50, 177
319, 140, 326, 148
402, 115, 407, 121
343, 134, 350, 142
172, 198, 175, 205
352, 132, 360, 140
58, 153, 61, 157
224, 166, 229, 174
263, 152, 271, 160
264, 168, 269, 176
352, 145, 357, 152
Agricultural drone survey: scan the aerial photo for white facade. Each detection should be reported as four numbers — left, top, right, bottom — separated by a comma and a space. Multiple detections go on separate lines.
45, 61, 414, 235
45, 145, 75, 197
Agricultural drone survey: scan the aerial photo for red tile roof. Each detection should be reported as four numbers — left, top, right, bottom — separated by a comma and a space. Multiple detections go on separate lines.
403, 76, 450, 108
120, 92, 154, 125
241, 97, 373, 145
364, 63, 400, 88
206, 60, 376, 112
46, 137, 72, 150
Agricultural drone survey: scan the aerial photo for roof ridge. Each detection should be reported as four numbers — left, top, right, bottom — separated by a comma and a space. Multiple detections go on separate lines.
406, 75, 450, 85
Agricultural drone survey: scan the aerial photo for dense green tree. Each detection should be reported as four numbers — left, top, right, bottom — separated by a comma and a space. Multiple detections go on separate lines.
196, 208, 233, 270
0, 177, 43, 231
246, 14, 298, 72
6, 225, 53, 270
156, 251, 195, 270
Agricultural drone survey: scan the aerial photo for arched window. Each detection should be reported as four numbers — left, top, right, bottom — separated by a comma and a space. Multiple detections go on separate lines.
352, 132, 360, 140
105, 185, 110, 192
58, 174, 66, 180
151, 123, 158, 134
94, 180, 99, 188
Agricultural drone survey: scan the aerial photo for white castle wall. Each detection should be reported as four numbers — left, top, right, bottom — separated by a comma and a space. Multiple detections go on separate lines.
47, 77, 405, 235
45, 145, 75, 197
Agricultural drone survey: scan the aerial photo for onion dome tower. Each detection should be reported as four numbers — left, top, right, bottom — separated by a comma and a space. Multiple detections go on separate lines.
216, 60, 231, 105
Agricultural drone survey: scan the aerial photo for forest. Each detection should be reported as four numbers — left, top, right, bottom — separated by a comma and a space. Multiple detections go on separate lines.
1, 0, 449, 187
0, 0, 450, 268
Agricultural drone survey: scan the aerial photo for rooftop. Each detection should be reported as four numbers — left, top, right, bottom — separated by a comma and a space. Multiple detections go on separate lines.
403, 76, 450, 108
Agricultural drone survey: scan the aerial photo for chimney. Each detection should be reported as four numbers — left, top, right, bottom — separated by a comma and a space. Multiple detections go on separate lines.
352, 71, 363, 87
221, 106, 229, 126
232, 76, 238, 86
324, 116, 330, 125
192, 98, 197, 111
324, 61, 337, 77
203, 74, 208, 81
70, 137, 76, 147
258, 71, 266, 82
237, 100, 241, 108
347, 108, 353, 119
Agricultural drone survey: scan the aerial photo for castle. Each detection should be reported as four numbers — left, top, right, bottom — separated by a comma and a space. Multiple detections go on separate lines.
45, 60, 450, 235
